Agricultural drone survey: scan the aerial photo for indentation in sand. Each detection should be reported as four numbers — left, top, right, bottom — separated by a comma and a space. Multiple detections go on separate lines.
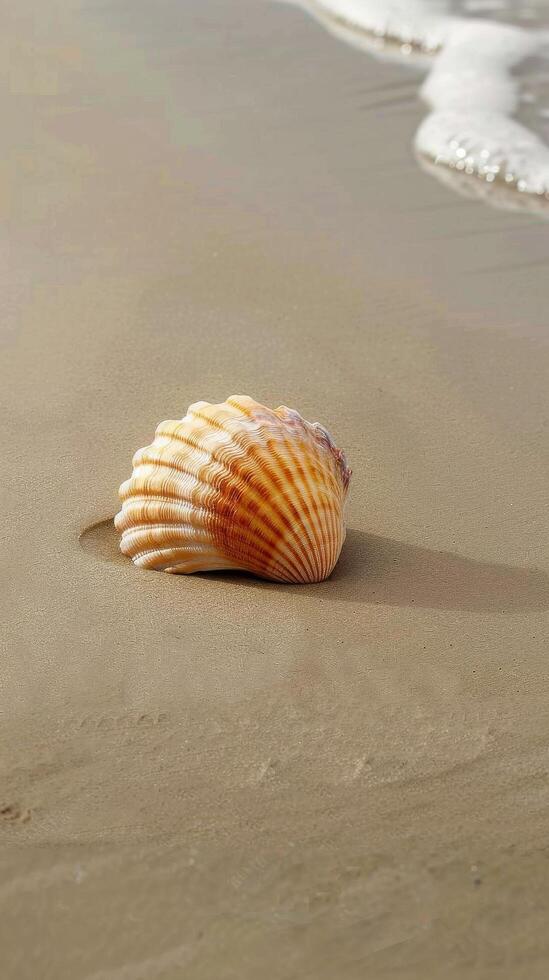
79, 519, 128, 566
0, 803, 32, 825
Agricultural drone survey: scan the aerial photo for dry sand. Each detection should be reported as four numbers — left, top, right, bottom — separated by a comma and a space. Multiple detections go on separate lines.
3, 1, 549, 977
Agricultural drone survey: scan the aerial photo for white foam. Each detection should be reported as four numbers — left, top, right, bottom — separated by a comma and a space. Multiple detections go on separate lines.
287, 0, 549, 209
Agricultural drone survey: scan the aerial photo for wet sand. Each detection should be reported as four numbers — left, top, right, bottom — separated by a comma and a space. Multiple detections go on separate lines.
3, 1, 549, 977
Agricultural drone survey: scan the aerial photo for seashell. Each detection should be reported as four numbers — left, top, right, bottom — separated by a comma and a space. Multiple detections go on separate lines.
115, 395, 351, 583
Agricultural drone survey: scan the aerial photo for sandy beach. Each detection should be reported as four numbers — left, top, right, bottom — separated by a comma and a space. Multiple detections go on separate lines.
3, 1, 549, 977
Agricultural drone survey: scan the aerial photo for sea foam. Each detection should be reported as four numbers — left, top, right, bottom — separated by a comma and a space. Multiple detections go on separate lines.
286, 0, 549, 212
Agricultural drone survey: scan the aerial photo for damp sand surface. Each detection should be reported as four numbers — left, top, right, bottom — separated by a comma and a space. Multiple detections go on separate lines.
2, 1, 549, 978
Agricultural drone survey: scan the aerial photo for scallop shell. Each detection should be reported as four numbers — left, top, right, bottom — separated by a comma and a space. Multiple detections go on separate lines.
115, 395, 351, 583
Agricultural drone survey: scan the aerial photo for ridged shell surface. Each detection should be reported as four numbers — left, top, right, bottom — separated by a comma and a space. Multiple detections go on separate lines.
115, 395, 351, 583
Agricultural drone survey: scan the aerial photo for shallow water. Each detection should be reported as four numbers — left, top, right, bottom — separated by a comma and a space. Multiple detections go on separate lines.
291, 0, 549, 212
